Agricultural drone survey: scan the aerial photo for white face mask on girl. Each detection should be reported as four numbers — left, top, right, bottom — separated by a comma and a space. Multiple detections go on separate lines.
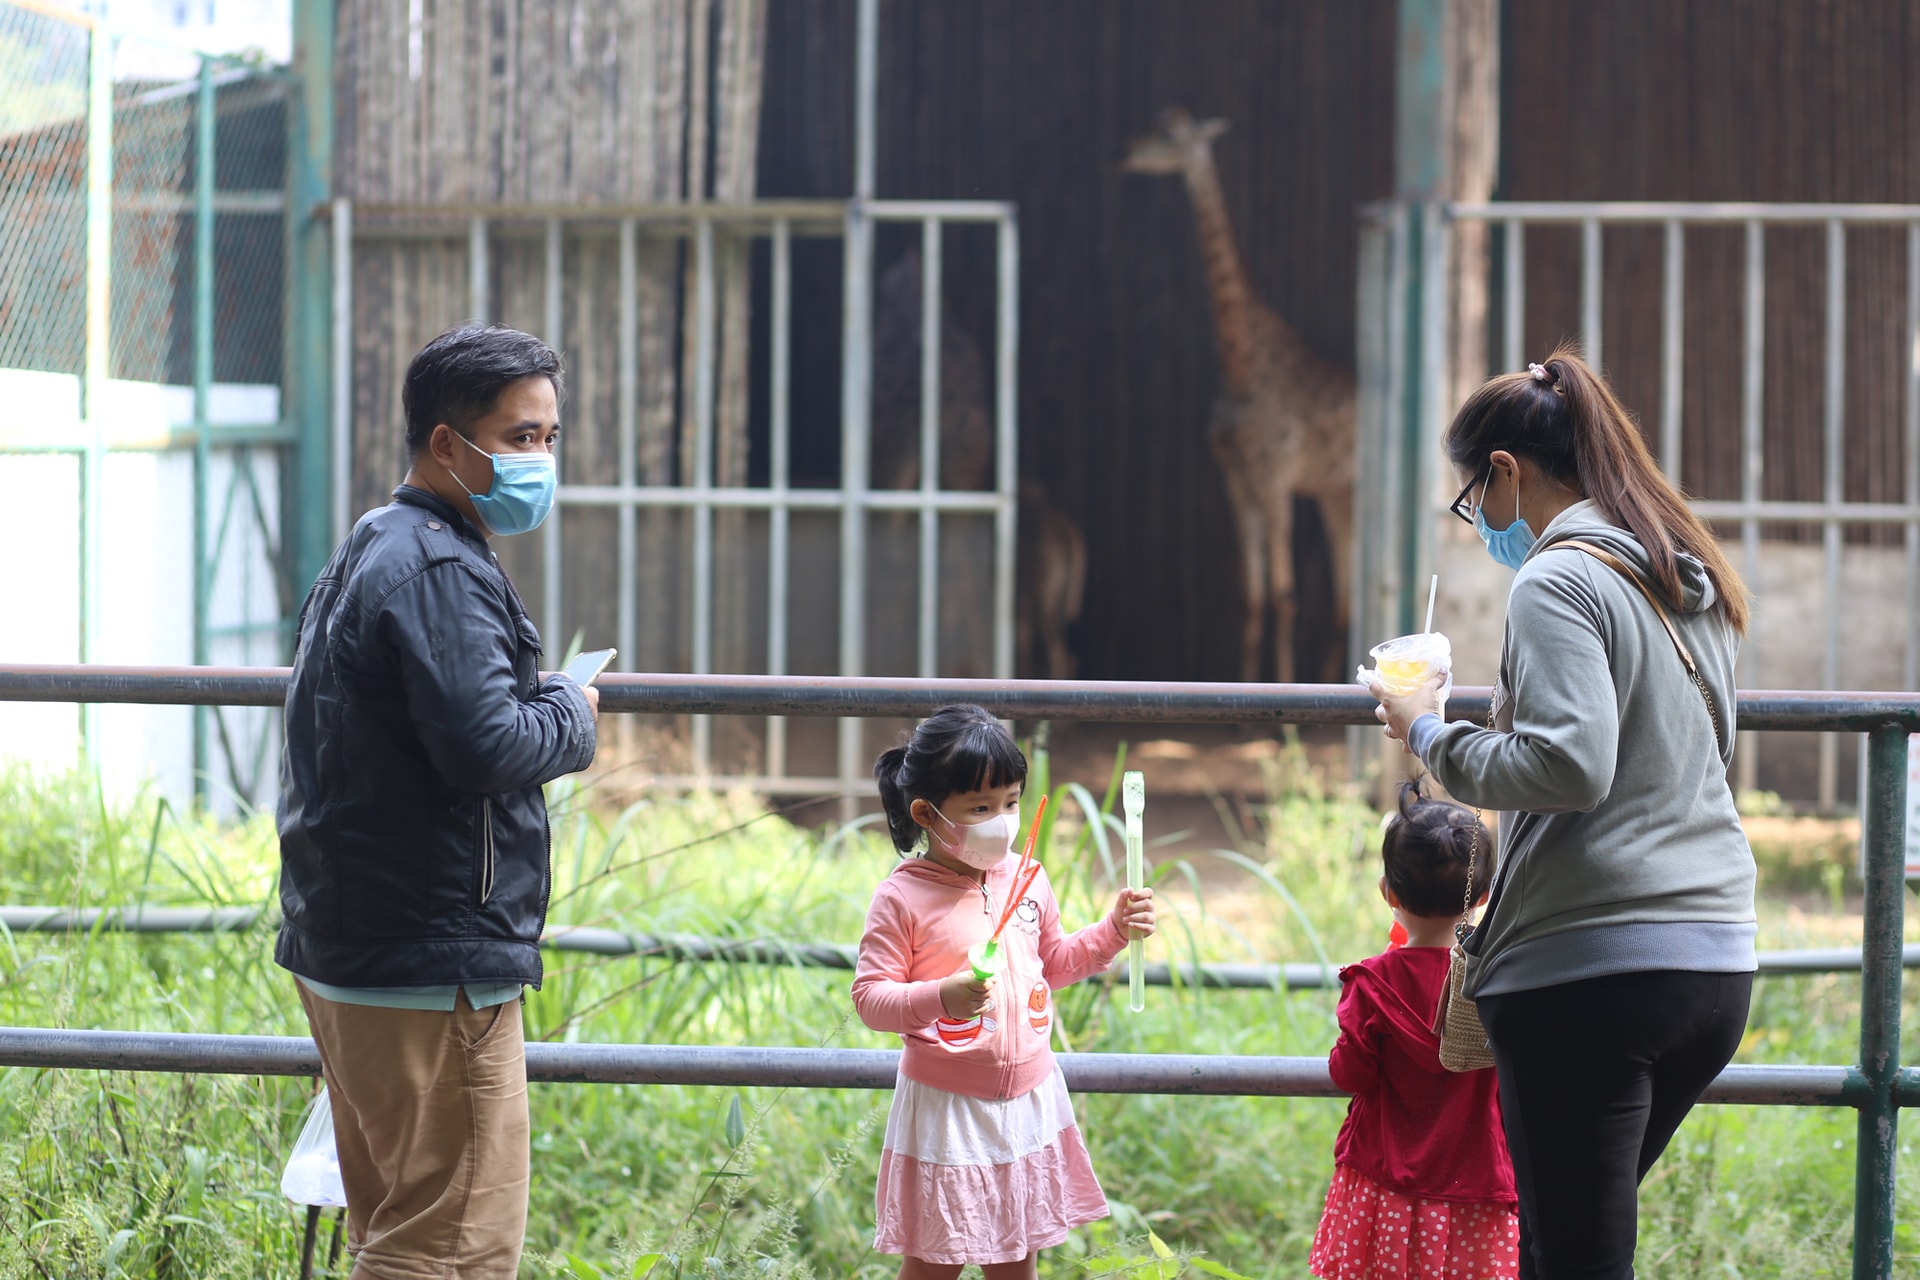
932, 809, 1015, 870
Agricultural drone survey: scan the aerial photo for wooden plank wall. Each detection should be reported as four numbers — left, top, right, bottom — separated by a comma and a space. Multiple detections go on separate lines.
1500, 1, 1920, 545
757, 0, 1399, 684
335, 0, 767, 706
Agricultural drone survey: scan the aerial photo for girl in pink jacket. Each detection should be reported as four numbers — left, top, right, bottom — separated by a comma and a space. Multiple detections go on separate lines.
854, 705, 1155, 1279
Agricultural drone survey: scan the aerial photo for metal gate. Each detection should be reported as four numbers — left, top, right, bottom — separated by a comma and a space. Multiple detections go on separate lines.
328, 198, 1020, 801
1358, 200, 1920, 811
0, 1, 292, 812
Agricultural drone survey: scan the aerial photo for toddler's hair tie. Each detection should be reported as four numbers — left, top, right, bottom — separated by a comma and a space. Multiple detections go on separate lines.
1528, 361, 1549, 382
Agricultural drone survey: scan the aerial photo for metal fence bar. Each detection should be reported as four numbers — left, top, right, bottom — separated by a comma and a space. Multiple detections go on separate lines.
1451, 201, 1920, 223
0, 1026, 1890, 1108
78, 20, 111, 759
616, 219, 638, 675
541, 218, 563, 648
467, 216, 488, 322
1821, 221, 1846, 811
690, 217, 716, 771
1580, 216, 1603, 369
1660, 219, 1684, 482
993, 215, 1019, 678
1738, 219, 1766, 794
1908, 223, 1920, 692
554, 487, 1003, 513
767, 218, 792, 779
1856, 727, 1908, 1278
918, 217, 941, 678
330, 197, 352, 547
191, 56, 216, 804
1501, 217, 1522, 372
839, 205, 874, 810
7, 908, 1914, 983
6, 667, 1918, 732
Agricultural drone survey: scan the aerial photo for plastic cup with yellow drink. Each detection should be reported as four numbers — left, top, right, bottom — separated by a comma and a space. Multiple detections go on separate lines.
1358, 632, 1453, 719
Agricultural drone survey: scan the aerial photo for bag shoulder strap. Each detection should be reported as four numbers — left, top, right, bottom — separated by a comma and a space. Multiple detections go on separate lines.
1551, 539, 1726, 755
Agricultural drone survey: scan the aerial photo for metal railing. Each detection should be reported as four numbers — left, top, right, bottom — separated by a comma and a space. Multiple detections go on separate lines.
1362, 199, 1920, 816
0, 664, 1911, 1278
4, 906, 1912, 988
331, 197, 1020, 802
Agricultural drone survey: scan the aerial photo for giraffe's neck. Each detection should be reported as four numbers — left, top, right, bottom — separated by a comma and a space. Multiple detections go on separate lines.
1182, 149, 1260, 393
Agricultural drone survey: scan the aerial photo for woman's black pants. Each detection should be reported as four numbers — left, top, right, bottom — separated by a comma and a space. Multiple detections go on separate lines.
1475, 969, 1754, 1280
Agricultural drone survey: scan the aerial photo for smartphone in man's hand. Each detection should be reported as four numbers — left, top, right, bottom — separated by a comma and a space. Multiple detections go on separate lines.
562, 648, 617, 687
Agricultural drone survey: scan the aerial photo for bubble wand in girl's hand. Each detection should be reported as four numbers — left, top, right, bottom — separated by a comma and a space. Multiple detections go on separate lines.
1123, 771, 1147, 1013
970, 795, 1049, 982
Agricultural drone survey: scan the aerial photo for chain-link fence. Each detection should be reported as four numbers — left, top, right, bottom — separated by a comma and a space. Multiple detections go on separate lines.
0, 2, 290, 813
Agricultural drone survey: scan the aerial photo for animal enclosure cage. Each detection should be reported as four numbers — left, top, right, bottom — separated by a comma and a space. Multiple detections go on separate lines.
1357, 199, 1920, 811
329, 198, 1020, 799
0, 0, 291, 812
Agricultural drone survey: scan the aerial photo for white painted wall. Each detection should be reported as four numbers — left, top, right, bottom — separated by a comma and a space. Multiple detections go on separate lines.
0, 368, 282, 812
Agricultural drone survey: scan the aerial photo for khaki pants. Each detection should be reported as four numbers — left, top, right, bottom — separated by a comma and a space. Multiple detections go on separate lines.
298, 985, 530, 1280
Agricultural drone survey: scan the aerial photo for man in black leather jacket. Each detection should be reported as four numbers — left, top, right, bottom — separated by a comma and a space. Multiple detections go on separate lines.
277, 324, 597, 1279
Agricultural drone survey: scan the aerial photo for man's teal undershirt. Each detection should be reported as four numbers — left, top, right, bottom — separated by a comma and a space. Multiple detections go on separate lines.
296, 974, 523, 1011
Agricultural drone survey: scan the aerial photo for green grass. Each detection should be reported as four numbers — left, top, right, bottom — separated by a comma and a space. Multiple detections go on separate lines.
0, 752, 1917, 1277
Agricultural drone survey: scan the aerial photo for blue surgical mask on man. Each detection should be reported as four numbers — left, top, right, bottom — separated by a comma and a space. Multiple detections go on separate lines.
450, 432, 556, 536
1474, 470, 1536, 570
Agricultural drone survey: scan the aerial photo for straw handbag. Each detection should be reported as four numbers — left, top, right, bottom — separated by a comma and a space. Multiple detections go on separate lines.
1430, 538, 1728, 1074
1432, 821, 1496, 1072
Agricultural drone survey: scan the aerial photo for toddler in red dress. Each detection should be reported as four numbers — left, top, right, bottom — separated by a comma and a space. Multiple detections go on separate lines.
1311, 783, 1519, 1280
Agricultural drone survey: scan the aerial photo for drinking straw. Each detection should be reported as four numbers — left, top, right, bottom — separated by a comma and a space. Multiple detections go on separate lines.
1123, 771, 1146, 1013
1424, 574, 1439, 635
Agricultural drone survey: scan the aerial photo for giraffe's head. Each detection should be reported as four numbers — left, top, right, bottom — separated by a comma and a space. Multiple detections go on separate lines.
1118, 108, 1230, 175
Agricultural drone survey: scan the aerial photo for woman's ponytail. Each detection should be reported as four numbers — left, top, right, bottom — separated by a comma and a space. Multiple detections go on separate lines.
1446, 346, 1750, 635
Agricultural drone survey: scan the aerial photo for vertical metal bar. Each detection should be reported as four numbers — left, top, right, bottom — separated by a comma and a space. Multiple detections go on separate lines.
541, 218, 563, 649
1660, 219, 1684, 483
839, 205, 873, 813
1853, 726, 1906, 1280
767, 219, 792, 780
1580, 216, 1602, 370
468, 216, 488, 323
992, 214, 1019, 681
80, 19, 112, 758
616, 220, 637, 674
288, 0, 337, 604
1737, 220, 1764, 794
192, 56, 216, 806
853, 0, 878, 201
690, 218, 716, 771
330, 198, 352, 545
1382, 205, 1409, 651
1820, 221, 1845, 811
1908, 223, 1920, 693
917, 218, 941, 678
1501, 217, 1523, 372
1412, 205, 1449, 631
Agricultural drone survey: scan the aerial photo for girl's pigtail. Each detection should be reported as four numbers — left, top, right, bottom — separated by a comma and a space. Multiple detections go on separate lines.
872, 746, 919, 852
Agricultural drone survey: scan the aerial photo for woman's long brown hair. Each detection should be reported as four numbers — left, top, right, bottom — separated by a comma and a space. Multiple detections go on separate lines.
1443, 346, 1750, 634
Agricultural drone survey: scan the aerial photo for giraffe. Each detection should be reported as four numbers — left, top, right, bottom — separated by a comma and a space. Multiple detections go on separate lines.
1121, 108, 1356, 684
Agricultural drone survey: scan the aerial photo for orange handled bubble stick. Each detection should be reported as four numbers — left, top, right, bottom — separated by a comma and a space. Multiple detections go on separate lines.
969, 796, 1049, 981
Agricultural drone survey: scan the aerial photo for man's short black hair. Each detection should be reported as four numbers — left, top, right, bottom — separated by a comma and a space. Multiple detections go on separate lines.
402, 324, 565, 456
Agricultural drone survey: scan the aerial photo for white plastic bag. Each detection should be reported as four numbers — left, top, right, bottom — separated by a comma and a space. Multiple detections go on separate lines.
281, 1087, 348, 1208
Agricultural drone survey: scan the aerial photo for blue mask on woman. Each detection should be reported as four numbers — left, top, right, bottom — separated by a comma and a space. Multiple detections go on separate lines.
1474, 474, 1536, 570
451, 434, 557, 536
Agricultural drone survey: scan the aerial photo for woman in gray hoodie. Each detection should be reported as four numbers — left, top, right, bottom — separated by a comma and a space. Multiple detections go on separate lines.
1371, 348, 1756, 1280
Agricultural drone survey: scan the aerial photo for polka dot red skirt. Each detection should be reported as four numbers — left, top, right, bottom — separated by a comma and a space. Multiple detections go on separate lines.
1309, 1165, 1519, 1280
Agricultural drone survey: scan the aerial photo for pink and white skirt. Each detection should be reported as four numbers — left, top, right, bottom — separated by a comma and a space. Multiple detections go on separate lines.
873, 1064, 1109, 1265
